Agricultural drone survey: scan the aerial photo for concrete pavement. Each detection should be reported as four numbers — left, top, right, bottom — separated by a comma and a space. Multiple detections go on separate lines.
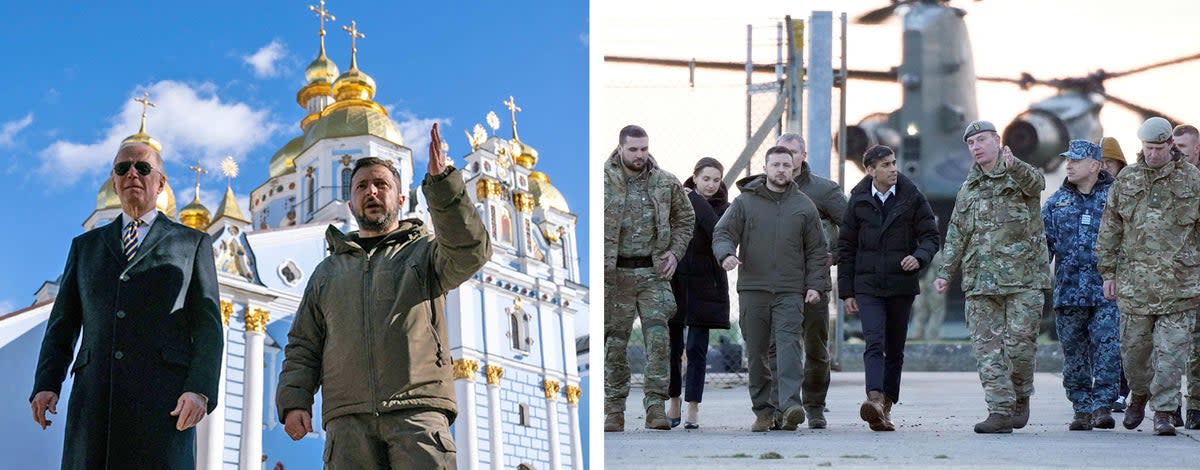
603, 372, 1199, 469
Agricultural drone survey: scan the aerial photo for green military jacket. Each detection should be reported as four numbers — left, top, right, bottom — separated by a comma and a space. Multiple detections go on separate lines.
936, 155, 1051, 295
1096, 159, 1200, 315
794, 161, 848, 257
603, 151, 695, 276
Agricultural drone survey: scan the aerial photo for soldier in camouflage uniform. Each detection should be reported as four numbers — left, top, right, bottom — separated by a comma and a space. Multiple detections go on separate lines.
1096, 117, 1200, 436
934, 120, 1051, 434
1041, 140, 1120, 431
602, 125, 695, 432
1174, 124, 1200, 430
910, 250, 947, 340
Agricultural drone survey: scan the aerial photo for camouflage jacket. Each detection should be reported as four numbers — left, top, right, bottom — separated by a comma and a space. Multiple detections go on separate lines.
1096, 159, 1200, 315
936, 155, 1051, 295
794, 161, 848, 254
603, 150, 695, 276
1042, 171, 1116, 308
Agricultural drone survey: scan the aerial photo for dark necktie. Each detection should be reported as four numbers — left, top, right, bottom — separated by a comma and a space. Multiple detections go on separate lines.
122, 220, 143, 261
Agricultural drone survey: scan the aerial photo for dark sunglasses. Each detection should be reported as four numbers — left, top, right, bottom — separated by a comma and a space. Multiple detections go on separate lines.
113, 161, 156, 176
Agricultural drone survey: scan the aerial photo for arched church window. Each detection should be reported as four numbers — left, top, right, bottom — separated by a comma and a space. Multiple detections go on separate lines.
341, 168, 352, 200
506, 299, 532, 353
306, 169, 315, 215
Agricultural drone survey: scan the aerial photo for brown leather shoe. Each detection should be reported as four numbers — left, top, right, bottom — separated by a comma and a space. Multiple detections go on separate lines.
1011, 396, 1030, 429
974, 413, 1013, 434
860, 391, 887, 431
604, 412, 624, 432
1092, 408, 1115, 429
1069, 412, 1093, 431
645, 404, 670, 430
751, 414, 773, 432
781, 405, 806, 431
879, 398, 896, 431
1153, 412, 1177, 436
1123, 393, 1148, 429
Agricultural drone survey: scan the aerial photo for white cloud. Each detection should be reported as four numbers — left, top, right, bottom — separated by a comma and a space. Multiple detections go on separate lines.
243, 40, 289, 79
37, 80, 282, 187
0, 299, 14, 314
0, 113, 33, 147
392, 110, 451, 163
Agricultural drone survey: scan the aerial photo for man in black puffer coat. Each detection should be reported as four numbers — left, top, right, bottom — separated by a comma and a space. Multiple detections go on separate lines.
837, 145, 940, 432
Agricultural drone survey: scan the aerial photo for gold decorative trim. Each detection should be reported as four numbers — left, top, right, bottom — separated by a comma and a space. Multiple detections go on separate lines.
513, 192, 535, 213
565, 385, 582, 404
245, 308, 270, 333
453, 358, 480, 381
219, 300, 234, 326
476, 178, 503, 200
300, 112, 322, 131
543, 379, 561, 400
296, 82, 333, 107
485, 365, 504, 385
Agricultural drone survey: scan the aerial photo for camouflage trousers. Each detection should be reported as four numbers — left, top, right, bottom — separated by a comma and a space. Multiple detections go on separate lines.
742, 291, 829, 418
604, 266, 674, 414
1121, 310, 1195, 412
964, 290, 1042, 415
1055, 304, 1120, 414
1190, 311, 1200, 410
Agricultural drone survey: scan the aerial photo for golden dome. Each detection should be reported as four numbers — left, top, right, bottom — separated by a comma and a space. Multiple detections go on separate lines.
268, 136, 306, 178
94, 179, 176, 218
304, 104, 403, 148
528, 171, 569, 213
179, 193, 211, 230
332, 66, 376, 102
121, 131, 162, 154
514, 139, 539, 169
213, 184, 250, 224
304, 51, 340, 85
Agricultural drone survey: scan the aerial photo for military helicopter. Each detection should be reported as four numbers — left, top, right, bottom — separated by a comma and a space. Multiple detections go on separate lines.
844, 0, 1198, 227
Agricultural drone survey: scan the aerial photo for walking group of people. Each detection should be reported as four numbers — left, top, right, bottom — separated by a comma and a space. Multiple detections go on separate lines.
603, 117, 1200, 437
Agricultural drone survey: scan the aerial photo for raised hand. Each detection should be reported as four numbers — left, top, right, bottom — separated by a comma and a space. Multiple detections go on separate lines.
428, 122, 448, 176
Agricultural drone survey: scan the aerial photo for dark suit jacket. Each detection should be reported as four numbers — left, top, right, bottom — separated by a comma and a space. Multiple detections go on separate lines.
32, 213, 223, 470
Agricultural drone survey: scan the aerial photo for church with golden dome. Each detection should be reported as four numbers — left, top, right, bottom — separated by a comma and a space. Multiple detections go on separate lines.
3, 3, 586, 470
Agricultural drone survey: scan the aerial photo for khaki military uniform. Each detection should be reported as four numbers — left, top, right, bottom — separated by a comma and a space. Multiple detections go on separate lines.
937, 155, 1051, 415
911, 251, 948, 340
1096, 159, 1200, 412
602, 151, 694, 415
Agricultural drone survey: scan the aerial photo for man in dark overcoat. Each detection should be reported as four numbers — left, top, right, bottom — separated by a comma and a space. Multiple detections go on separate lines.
30, 138, 223, 469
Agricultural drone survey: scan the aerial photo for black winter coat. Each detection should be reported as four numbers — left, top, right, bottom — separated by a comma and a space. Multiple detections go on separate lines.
837, 173, 940, 298
670, 177, 731, 329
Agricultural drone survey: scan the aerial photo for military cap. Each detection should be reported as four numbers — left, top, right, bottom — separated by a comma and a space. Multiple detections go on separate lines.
1137, 117, 1173, 143
962, 120, 997, 142
1099, 136, 1126, 164
1060, 139, 1101, 160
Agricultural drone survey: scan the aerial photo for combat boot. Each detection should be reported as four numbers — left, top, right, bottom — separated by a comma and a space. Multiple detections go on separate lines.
1186, 409, 1200, 430
1092, 408, 1115, 429
879, 399, 896, 431
1123, 393, 1148, 429
1011, 396, 1030, 429
1068, 412, 1093, 431
860, 391, 888, 432
806, 406, 827, 429
1153, 412, 1177, 436
1170, 406, 1183, 427
751, 414, 773, 432
973, 413, 1013, 434
645, 404, 670, 430
781, 405, 806, 431
604, 412, 624, 432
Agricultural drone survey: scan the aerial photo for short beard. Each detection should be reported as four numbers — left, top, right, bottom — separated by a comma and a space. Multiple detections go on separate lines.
621, 156, 644, 173
355, 209, 396, 233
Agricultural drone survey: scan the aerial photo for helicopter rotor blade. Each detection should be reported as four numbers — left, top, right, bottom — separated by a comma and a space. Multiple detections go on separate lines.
1106, 52, 1200, 79
603, 55, 897, 82
856, 3, 902, 24
1101, 92, 1183, 126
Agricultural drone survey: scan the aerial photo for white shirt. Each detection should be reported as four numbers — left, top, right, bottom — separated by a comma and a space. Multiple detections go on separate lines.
872, 183, 897, 205
120, 210, 159, 246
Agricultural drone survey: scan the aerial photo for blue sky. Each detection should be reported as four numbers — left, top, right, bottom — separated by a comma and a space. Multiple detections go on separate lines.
0, 0, 589, 314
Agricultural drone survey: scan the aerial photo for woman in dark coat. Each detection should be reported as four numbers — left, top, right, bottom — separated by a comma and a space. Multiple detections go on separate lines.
667, 157, 731, 429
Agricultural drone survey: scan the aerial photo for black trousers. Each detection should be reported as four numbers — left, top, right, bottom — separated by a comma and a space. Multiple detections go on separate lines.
858, 294, 916, 403
668, 323, 711, 402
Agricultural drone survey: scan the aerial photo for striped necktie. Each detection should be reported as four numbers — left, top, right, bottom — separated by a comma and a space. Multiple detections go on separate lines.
122, 219, 143, 261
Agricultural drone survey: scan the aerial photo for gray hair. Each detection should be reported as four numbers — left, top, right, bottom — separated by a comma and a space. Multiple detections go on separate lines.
776, 133, 805, 149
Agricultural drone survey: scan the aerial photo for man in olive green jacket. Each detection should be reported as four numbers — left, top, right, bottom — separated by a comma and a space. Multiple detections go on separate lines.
935, 120, 1051, 434
277, 124, 491, 469
714, 146, 830, 433
602, 124, 695, 431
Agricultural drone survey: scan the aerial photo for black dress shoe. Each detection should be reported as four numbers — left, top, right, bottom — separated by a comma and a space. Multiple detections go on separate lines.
669, 417, 681, 428
683, 421, 699, 429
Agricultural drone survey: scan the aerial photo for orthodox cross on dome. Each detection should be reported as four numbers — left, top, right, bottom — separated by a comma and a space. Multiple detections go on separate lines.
220, 156, 239, 187
503, 96, 522, 141
188, 163, 208, 195
341, 20, 366, 69
308, 0, 336, 54
133, 91, 156, 134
